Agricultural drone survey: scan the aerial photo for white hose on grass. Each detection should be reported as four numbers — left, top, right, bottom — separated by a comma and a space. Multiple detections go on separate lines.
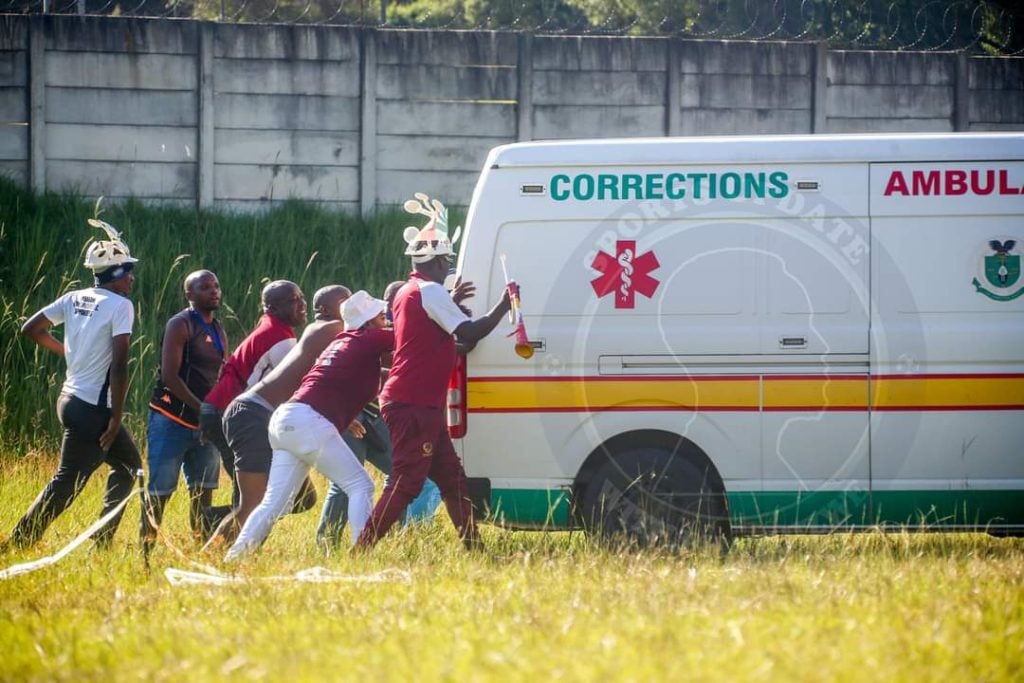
164, 566, 412, 586
0, 485, 140, 580
0, 485, 412, 587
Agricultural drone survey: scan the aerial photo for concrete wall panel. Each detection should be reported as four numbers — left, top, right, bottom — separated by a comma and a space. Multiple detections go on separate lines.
679, 73, 811, 109
828, 51, 955, 86
826, 84, 952, 119
680, 40, 813, 76
377, 134, 505, 171
47, 123, 197, 162
216, 57, 360, 97
533, 105, 665, 139
968, 57, 1024, 90
216, 198, 360, 214
46, 51, 196, 90
825, 117, 952, 133
0, 124, 26, 159
215, 164, 359, 202
679, 108, 811, 136
533, 70, 665, 106
48, 160, 196, 198
215, 24, 359, 61
0, 87, 25, 121
47, 87, 197, 126
215, 129, 359, 166
215, 94, 360, 131
376, 64, 517, 101
376, 169, 479, 205
0, 159, 27, 185
0, 50, 26, 86
45, 15, 196, 54
0, 16, 29, 51
533, 36, 666, 72
376, 30, 517, 66
376, 100, 516, 137
968, 90, 1024, 125
966, 122, 1024, 131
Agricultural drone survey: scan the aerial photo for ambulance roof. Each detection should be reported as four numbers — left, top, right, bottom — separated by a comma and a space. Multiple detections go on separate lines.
488, 133, 1024, 168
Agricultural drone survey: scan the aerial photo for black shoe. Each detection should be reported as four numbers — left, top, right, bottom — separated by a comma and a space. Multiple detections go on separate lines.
201, 505, 234, 540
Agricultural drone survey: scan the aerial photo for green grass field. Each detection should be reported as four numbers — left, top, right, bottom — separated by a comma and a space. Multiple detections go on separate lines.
1, 455, 1022, 682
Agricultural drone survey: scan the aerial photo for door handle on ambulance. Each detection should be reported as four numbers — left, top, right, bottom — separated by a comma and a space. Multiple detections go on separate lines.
779, 336, 808, 349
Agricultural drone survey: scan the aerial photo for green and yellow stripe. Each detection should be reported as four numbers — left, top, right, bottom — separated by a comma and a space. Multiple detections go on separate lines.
467, 373, 1024, 413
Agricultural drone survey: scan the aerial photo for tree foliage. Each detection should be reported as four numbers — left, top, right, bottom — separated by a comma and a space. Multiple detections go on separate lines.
6, 0, 1023, 54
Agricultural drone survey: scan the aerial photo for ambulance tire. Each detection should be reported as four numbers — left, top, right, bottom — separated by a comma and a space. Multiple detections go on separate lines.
581, 447, 731, 550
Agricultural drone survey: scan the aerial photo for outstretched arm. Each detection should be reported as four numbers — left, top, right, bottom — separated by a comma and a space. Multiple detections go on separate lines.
454, 286, 512, 346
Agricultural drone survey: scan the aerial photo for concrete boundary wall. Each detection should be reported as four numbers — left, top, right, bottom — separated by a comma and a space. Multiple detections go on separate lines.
0, 18, 28, 187
0, 15, 1021, 212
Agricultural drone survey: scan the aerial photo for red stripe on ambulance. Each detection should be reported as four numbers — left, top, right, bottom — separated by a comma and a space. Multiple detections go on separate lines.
883, 169, 1022, 196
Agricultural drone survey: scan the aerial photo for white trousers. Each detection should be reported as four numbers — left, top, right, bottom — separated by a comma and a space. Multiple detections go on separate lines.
226, 402, 374, 561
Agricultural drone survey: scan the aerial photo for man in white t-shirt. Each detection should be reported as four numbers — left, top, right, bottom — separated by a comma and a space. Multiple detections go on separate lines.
8, 219, 143, 549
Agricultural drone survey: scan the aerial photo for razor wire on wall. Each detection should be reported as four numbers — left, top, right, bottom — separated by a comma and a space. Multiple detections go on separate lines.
3, 0, 1022, 55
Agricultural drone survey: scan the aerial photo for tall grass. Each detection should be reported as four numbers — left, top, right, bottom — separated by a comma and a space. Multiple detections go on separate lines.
0, 179, 419, 453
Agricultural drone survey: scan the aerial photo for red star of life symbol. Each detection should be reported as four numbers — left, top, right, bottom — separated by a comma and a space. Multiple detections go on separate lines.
590, 240, 660, 309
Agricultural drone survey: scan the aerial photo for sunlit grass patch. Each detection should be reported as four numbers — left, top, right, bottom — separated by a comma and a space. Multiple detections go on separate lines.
1, 454, 1022, 682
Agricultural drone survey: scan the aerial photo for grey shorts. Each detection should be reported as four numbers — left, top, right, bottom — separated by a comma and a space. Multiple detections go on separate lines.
222, 395, 274, 474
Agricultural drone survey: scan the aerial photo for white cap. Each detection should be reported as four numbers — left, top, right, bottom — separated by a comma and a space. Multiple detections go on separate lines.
83, 218, 139, 271
402, 192, 462, 264
342, 290, 386, 331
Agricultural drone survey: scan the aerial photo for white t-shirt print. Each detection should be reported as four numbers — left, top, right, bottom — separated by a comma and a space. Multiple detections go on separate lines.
42, 287, 135, 407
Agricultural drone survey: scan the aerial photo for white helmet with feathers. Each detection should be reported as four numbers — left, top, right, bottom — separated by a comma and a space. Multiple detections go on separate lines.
83, 218, 139, 271
402, 193, 461, 264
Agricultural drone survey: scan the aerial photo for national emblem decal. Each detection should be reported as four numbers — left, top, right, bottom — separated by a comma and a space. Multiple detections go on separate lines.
590, 240, 660, 309
973, 239, 1024, 301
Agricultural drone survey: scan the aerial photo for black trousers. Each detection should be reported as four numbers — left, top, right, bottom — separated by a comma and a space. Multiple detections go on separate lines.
11, 393, 142, 547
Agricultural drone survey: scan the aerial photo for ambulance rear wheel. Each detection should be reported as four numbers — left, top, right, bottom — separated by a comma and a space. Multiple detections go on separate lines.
580, 447, 731, 550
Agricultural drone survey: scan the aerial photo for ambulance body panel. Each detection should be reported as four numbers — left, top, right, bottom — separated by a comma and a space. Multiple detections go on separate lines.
453, 134, 1024, 535
869, 158, 1024, 511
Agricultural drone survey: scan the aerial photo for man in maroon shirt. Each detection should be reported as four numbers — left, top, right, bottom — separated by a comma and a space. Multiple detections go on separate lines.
226, 291, 393, 560
202, 280, 307, 416
356, 194, 511, 551
204, 284, 352, 549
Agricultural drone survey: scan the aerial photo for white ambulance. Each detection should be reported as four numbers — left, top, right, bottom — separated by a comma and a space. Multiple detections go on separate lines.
448, 133, 1024, 544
